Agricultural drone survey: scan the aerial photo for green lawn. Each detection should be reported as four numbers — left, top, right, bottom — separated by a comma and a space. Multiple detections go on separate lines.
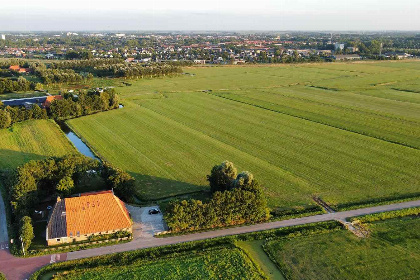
67, 61, 420, 208
0, 119, 77, 169
237, 240, 285, 280
265, 217, 420, 280
48, 248, 265, 280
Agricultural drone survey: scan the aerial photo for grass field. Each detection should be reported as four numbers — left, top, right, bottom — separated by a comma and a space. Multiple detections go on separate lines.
237, 240, 285, 280
265, 217, 420, 280
47, 248, 264, 280
67, 61, 420, 208
0, 119, 77, 169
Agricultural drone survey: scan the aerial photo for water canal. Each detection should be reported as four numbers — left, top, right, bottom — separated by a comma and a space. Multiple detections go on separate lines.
57, 121, 99, 160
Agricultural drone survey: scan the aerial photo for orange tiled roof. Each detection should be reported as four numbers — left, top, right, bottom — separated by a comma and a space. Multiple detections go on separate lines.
64, 190, 132, 236
9, 65, 20, 71
43, 95, 63, 107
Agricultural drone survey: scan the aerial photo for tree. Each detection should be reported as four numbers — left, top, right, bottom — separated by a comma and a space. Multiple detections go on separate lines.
31, 104, 45, 119
207, 161, 237, 193
19, 216, 34, 253
56, 176, 74, 196
34, 83, 43, 91
0, 109, 11, 129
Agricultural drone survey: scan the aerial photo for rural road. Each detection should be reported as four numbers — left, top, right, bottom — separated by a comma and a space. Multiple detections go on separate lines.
1, 199, 420, 280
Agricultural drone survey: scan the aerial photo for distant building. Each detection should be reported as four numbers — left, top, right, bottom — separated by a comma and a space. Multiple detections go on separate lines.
334, 54, 361, 61
1, 97, 47, 108
8, 65, 30, 74
43, 95, 63, 108
334, 43, 345, 51
347, 47, 359, 53
46, 190, 132, 246
1, 34, 5, 40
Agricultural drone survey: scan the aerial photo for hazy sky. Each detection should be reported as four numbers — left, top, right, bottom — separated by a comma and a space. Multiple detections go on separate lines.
1, 0, 419, 31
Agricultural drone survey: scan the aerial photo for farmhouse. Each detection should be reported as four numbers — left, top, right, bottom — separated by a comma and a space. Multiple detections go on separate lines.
46, 190, 132, 246
43, 95, 63, 108
8, 65, 30, 73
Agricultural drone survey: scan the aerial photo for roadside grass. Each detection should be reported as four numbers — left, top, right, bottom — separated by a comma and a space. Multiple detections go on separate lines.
0, 119, 77, 169
237, 240, 285, 280
67, 61, 420, 209
40, 247, 265, 280
265, 217, 420, 280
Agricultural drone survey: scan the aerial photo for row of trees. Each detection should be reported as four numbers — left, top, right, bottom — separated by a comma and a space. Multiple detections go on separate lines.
8, 155, 136, 251
0, 77, 40, 94
93, 63, 183, 78
165, 161, 269, 232
49, 88, 119, 120
34, 68, 85, 84
0, 103, 48, 128
0, 88, 119, 129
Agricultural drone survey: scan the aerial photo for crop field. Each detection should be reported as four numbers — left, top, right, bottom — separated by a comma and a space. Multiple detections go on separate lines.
265, 217, 420, 280
67, 61, 420, 208
47, 248, 264, 280
0, 119, 77, 169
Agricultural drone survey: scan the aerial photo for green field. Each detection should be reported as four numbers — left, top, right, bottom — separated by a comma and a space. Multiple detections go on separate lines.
265, 217, 420, 280
0, 119, 77, 169
48, 248, 264, 280
67, 61, 420, 208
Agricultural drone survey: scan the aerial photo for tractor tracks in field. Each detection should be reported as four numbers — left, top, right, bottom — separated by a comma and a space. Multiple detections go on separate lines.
209, 92, 420, 151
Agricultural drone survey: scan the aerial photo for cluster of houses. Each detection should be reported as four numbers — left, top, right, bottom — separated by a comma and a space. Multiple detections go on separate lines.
1, 33, 416, 63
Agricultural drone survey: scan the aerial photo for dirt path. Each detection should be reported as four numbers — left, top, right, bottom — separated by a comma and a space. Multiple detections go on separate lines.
1, 199, 420, 280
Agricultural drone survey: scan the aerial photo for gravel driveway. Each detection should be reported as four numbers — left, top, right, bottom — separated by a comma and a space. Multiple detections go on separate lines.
125, 205, 167, 239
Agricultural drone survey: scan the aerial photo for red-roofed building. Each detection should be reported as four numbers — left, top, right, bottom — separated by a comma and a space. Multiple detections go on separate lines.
43, 95, 63, 108
46, 190, 132, 246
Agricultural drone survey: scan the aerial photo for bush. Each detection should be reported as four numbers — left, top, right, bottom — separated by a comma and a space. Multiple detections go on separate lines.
166, 162, 269, 232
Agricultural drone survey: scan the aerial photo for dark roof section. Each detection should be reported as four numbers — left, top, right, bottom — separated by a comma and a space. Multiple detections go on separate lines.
47, 198, 67, 239
2, 96, 47, 107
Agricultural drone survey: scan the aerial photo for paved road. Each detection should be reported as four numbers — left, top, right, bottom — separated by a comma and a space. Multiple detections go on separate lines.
1, 199, 419, 280
0, 190, 8, 245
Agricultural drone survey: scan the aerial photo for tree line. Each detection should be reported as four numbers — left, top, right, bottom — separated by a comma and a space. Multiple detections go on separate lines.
0, 102, 48, 128
0, 88, 119, 129
0, 77, 38, 94
6, 155, 136, 253
165, 161, 269, 232
49, 88, 119, 119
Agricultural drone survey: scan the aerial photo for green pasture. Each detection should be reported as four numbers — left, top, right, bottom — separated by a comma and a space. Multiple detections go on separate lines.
265, 217, 420, 280
46, 248, 264, 280
0, 119, 77, 169
67, 61, 420, 208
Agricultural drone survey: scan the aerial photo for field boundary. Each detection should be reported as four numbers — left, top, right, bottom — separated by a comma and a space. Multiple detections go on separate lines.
210, 92, 420, 150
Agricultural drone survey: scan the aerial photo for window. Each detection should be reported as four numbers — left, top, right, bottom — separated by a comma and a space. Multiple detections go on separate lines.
56, 238, 60, 242
77, 231, 80, 237
69, 232, 73, 237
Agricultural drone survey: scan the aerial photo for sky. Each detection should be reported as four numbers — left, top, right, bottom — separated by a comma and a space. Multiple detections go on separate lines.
1, 0, 419, 31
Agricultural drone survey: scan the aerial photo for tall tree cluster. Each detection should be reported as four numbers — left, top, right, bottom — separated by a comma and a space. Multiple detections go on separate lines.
165, 161, 269, 232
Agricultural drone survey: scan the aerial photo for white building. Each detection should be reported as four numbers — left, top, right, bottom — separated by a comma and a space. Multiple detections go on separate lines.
334, 43, 345, 51
1, 34, 5, 40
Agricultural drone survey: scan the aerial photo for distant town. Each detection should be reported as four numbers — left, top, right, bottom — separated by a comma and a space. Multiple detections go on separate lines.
0, 31, 418, 64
